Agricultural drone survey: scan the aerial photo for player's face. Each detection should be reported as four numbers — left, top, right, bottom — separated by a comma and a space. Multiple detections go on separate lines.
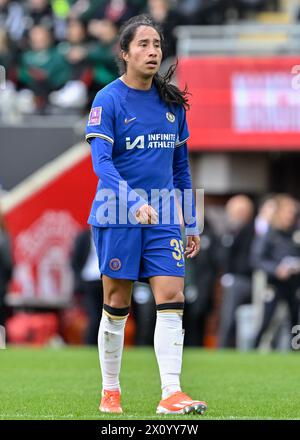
277, 200, 297, 230
123, 25, 162, 78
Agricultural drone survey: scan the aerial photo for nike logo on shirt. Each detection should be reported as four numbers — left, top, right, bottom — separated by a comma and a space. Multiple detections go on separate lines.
124, 117, 136, 124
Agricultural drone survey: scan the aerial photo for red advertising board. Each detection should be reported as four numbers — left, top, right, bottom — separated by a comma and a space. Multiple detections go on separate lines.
3, 145, 97, 305
178, 56, 300, 150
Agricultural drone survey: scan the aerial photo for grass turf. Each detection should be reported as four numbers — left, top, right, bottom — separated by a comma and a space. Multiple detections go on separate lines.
0, 346, 299, 420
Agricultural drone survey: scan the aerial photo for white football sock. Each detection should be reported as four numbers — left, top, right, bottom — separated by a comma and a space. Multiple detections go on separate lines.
154, 310, 185, 399
98, 311, 128, 392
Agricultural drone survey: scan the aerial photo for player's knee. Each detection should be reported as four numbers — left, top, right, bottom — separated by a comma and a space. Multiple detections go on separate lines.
103, 281, 132, 308
104, 289, 131, 308
162, 289, 184, 303
106, 296, 131, 309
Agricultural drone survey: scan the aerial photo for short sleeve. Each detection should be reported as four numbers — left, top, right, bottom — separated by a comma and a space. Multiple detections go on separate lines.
175, 105, 189, 148
85, 91, 115, 145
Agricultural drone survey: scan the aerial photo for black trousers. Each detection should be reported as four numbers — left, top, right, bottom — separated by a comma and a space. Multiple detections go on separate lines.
183, 279, 215, 346
131, 284, 156, 346
0, 288, 6, 327
218, 275, 252, 348
82, 280, 104, 345
254, 285, 300, 348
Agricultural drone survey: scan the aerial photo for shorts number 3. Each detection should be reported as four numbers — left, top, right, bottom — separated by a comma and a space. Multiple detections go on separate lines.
170, 238, 184, 262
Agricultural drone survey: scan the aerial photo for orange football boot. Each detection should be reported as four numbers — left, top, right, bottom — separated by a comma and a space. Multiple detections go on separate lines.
156, 391, 207, 415
99, 390, 123, 414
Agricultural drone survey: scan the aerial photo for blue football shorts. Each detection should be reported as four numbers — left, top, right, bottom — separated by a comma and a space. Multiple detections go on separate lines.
91, 225, 185, 282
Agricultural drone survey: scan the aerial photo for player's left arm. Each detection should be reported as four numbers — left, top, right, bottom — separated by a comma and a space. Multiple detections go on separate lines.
173, 105, 200, 258
173, 142, 200, 258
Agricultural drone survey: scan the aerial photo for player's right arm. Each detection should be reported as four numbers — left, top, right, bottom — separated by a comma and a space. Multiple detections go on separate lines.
86, 91, 157, 224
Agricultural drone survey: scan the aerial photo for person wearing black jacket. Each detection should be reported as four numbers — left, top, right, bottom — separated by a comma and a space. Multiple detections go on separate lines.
71, 227, 103, 345
218, 195, 255, 348
251, 194, 300, 349
183, 218, 220, 346
0, 208, 13, 327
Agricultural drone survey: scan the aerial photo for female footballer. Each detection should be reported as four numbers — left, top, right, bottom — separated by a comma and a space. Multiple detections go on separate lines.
85, 14, 207, 416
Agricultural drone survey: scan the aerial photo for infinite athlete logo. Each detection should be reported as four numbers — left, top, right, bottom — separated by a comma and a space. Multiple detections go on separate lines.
109, 258, 122, 271
126, 134, 176, 149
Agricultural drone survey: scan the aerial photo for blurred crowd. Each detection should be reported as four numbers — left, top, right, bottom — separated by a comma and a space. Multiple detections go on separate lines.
217, 193, 300, 350
0, 0, 279, 115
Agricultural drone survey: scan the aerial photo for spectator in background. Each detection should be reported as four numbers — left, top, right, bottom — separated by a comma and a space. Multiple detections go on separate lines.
146, 0, 182, 60
254, 194, 276, 238
68, 0, 103, 22
0, 29, 15, 80
23, 0, 69, 41
24, 0, 57, 37
177, 0, 201, 23
71, 227, 103, 345
70, 0, 140, 27
236, 0, 279, 19
251, 194, 300, 349
18, 25, 71, 111
101, 0, 139, 27
178, 0, 227, 25
0, 29, 20, 121
251, 194, 277, 268
86, 19, 119, 93
60, 18, 89, 79
183, 217, 220, 346
50, 19, 90, 109
0, 207, 13, 327
218, 195, 255, 348
0, 0, 26, 44
50, 18, 119, 109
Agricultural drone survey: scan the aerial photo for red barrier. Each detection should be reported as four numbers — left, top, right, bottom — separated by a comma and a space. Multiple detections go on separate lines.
178, 56, 300, 150
6, 312, 59, 345
3, 145, 97, 305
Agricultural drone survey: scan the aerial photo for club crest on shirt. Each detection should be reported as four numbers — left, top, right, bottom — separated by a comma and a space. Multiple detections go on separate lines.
88, 106, 102, 126
166, 112, 175, 123
109, 258, 122, 271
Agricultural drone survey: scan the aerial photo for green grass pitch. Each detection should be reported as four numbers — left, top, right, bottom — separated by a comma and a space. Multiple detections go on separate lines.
0, 347, 299, 420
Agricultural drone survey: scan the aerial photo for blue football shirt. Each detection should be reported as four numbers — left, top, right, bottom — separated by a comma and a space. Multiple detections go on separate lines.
86, 78, 197, 232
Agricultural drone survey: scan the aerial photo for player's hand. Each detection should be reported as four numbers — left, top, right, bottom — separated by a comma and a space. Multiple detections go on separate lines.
135, 204, 158, 224
275, 264, 291, 280
184, 235, 201, 259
